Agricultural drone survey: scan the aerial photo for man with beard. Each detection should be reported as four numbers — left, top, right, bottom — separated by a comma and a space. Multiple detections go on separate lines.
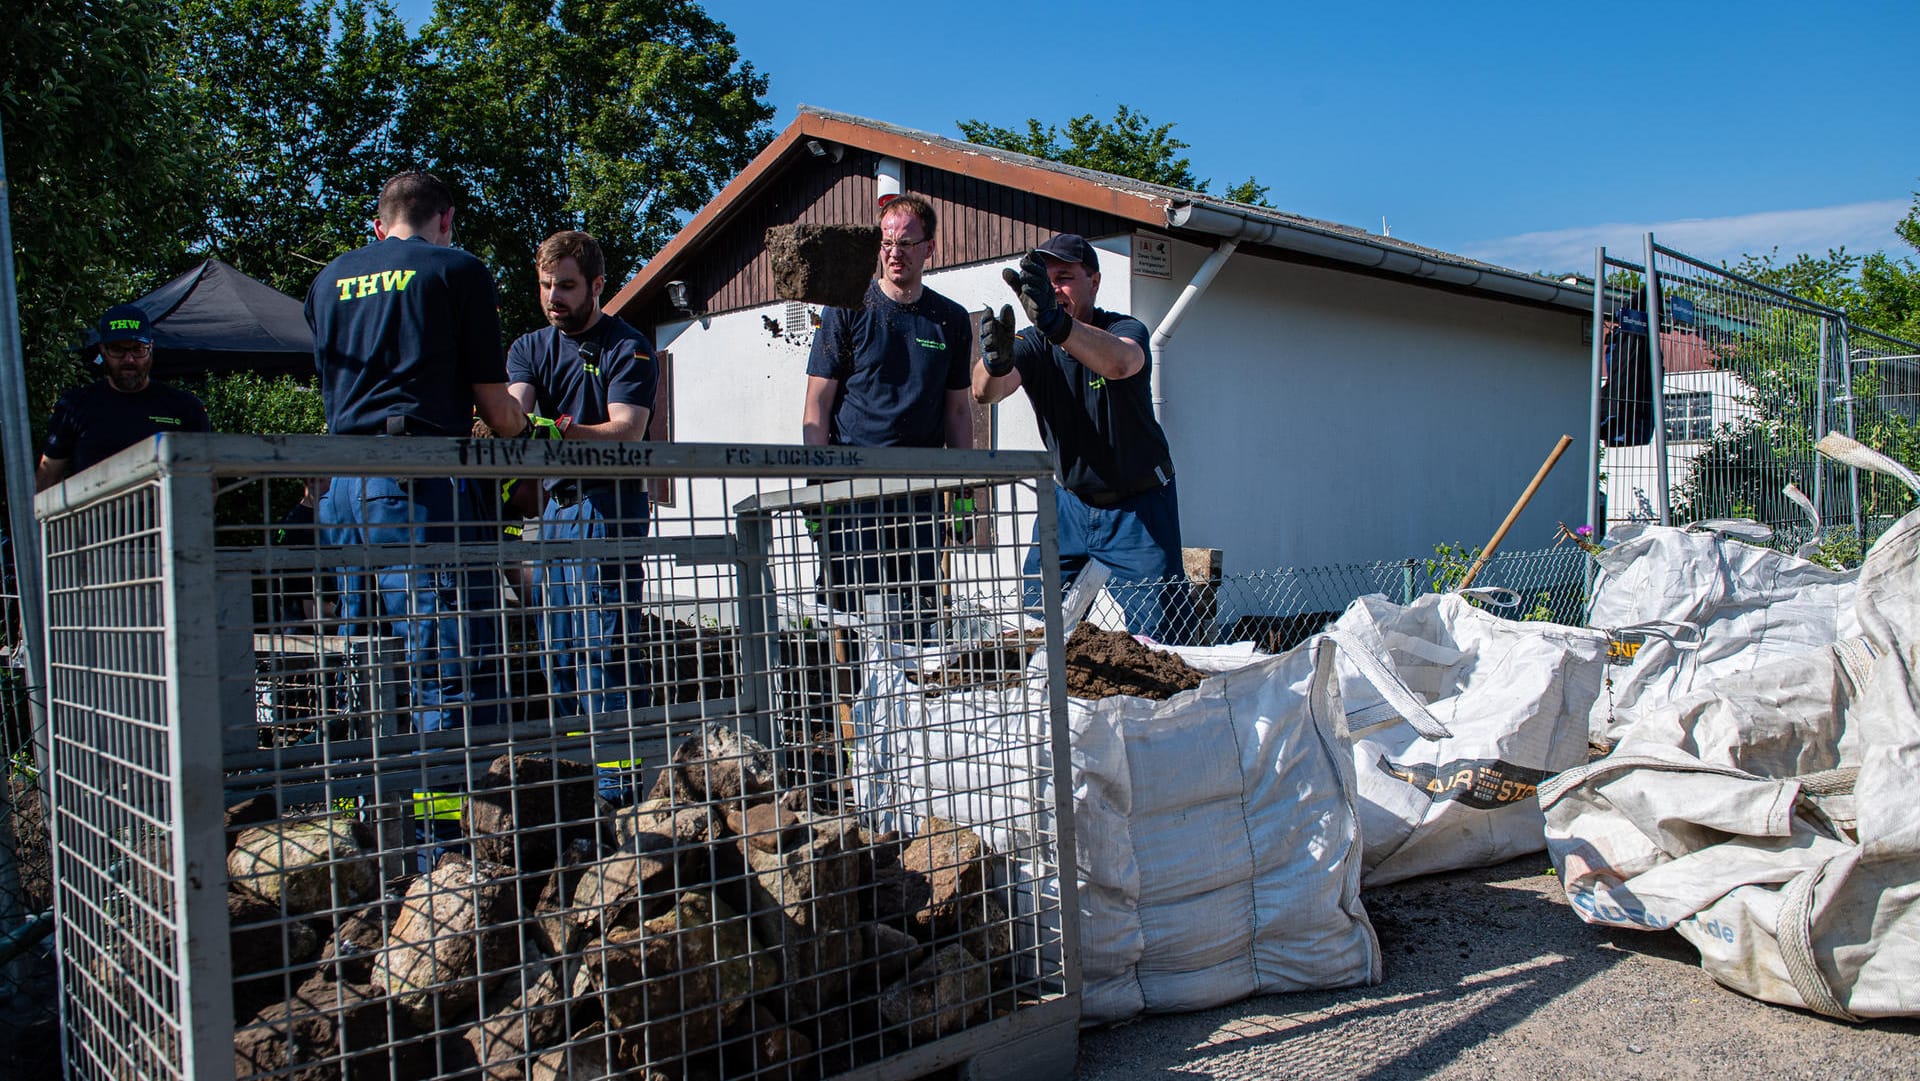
801, 194, 972, 636
36, 304, 211, 490
507, 230, 658, 745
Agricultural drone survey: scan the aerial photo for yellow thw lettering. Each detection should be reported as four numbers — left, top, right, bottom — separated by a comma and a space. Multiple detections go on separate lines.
354, 274, 382, 298
380, 270, 416, 292
335, 278, 354, 301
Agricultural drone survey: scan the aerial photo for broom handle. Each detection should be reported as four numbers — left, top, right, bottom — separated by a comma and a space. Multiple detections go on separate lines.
1459, 434, 1575, 591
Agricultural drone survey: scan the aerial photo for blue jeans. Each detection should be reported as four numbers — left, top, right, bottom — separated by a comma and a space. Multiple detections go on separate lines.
320, 475, 500, 732
815, 493, 940, 640
537, 486, 651, 713
1024, 480, 1191, 643
537, 485, 651, 806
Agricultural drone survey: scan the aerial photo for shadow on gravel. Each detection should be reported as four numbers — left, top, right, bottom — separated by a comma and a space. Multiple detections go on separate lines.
1077, 853, 1920, 1080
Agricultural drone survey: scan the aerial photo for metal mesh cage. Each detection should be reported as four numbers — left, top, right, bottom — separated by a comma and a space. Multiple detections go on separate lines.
37, 434, 1078, 1081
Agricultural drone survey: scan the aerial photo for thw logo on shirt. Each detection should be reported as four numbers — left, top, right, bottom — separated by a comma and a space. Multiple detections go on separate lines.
332, 270, 418, 301
915, 338, 947, 350
1088, 375, 1108, 390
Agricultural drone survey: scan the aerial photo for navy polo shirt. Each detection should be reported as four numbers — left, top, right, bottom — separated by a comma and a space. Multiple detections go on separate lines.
306, 236, 505, 437
1010, 309, 1173, 497
508, 315, 658, 506
40, 379, 211, 472
806, 281, 972, 448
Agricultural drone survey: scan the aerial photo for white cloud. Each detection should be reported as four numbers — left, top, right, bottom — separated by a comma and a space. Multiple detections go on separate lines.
1461, 199, 1911, 276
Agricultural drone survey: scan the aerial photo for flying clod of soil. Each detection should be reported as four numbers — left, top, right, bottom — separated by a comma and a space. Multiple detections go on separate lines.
766, 223, 881, 309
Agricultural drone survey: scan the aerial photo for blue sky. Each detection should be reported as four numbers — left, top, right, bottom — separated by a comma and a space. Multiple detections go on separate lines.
396, 0, 1918, 277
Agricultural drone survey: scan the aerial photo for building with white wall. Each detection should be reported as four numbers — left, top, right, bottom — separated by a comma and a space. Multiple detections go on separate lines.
608, 108, 1596, 581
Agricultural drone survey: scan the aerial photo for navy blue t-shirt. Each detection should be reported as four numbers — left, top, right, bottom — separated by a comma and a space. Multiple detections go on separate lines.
1010, 309, 1174, 497
40, 379, 212, 472
805, 281, 972, 447
306, 236, 506, 437
508, 315, 658, 507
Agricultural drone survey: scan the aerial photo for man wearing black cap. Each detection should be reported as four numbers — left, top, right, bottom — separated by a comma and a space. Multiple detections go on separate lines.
973, 234, 1188, 642
35, 304, 211, 491
307, 170, 534, 735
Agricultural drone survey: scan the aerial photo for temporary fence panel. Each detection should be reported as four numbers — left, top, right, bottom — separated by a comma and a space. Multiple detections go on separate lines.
36, 434, 1076, 1081
1589, 237, 1920, 552
1838, 325, 1920, 546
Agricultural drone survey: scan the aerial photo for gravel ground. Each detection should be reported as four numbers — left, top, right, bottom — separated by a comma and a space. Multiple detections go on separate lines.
1075, 854, 1920, 1080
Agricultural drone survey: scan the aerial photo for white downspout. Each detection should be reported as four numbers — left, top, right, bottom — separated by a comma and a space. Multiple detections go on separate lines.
1150, 238, 1239, 422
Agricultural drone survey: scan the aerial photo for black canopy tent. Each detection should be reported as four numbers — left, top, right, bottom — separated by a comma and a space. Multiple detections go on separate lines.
82, 259, 314, 380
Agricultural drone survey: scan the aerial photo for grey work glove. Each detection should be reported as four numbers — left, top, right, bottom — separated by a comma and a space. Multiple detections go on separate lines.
980, 304, 1016, 376
1002, 254, 1072, 345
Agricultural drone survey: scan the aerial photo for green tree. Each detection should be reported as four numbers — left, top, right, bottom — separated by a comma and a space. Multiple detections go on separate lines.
957, 105, 1274, 208
175, 0, 420, 298
406, 0, 774, 338
3, 0, 210, 415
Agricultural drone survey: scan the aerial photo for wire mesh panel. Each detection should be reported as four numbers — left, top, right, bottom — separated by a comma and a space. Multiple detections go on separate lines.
1837, 325, 1920, 548
1591, 240, 1920, 551
39, 435, 1075, 1081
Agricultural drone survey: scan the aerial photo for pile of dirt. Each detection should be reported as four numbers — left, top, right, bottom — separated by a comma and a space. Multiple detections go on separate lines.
909, 631, 1044, 696
1063, 624, 1207, 701
766, 223, 879, 308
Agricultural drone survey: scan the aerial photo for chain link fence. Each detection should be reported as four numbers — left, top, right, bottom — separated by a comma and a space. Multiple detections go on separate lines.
980, 543, 1596, 652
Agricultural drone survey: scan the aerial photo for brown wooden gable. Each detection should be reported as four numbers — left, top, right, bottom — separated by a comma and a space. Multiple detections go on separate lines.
616, 145, 1136, 329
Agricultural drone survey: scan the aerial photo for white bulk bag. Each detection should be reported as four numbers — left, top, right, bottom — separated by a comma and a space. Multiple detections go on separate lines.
1331, 593, 1609, 886
1543, 434, 1920, 1019
851, 631, 1451, 1025
1585, 522, 1858, 741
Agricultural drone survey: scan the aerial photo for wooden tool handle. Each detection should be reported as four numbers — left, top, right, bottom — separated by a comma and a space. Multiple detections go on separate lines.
1459, 434, 1575, 591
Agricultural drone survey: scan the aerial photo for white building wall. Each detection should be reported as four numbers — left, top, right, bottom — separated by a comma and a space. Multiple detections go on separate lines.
649, 233, 1588, 582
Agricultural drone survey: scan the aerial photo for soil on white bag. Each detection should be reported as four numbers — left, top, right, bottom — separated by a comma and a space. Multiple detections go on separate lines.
910, 631, 1044, 695
1063, 624, 1206, 701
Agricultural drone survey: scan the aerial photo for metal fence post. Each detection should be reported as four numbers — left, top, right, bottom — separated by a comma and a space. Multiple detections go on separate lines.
159, 459, 239, 1081
1587, 245, 1606, 568
1641, 233, 1672, 525
1836, 320, 1862, 538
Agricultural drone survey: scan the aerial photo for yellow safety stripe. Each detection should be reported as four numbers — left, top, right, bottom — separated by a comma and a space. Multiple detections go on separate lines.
412, 790, 466, 821
564, 731, 639, 771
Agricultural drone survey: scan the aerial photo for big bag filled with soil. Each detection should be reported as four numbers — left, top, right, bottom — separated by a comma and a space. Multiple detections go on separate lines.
1544, 434, 1920, 1019
851, 624, 1455, 1024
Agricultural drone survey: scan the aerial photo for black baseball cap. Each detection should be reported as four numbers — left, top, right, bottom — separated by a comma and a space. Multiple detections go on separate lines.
97, 304, 154, 345
1032, 234, 1100, 273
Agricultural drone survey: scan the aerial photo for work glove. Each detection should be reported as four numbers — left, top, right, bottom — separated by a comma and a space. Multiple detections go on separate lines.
980, 305, 1017, 377
519, 413, 570, 440
1002, 254, 1072, 345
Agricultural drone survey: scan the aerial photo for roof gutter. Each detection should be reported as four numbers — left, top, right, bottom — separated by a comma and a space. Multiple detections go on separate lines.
1166, 201, 1594, 312
1148, 238, 1238, 421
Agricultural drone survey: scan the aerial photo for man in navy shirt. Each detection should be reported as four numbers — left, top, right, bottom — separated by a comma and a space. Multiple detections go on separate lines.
973, 233, 1189, 642
36, 304, 211, 491
508, 230, 658, 724
802, 194, 973, 632
307, 170, 533, 734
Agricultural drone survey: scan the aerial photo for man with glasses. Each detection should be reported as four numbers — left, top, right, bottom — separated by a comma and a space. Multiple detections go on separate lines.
507, 231, 658, 774
35, 304, 211, 491
801, 194, 973, 633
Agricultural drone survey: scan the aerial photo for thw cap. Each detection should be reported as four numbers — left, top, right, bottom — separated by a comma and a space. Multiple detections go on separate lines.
97, 304, 154, 345
1031, 234, 1100, 273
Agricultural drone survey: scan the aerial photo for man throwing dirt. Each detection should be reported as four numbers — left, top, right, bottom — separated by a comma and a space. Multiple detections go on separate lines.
972, 234, 1188, 642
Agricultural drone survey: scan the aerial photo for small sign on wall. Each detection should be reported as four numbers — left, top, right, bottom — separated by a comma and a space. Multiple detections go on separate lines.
1131, 235, 1171, 279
